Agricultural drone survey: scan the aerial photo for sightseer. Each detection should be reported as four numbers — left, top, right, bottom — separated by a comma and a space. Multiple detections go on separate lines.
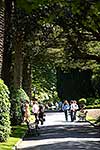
62, 100, 70, 121
23, 100, 30, 130
70, 100, 79, 122
32, 100, 39, 123
38, 103, 45, 125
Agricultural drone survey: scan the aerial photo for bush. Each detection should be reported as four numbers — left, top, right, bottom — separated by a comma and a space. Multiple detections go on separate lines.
78, 98, 87, 108
94, 99, 100, 105
10, 88, 29, 125
86, 97, 95, 105
79, 98, 87, 104
86, 104, 100, 109
0, 79, 11, 142
86, 97, 100, 107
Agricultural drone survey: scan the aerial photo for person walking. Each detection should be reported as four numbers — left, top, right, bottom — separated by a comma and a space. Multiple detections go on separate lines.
70, 100, 79, 122
38, 103, 45, 125
24, 100, 30, 122
23, 100, 30, 130
32, 100, 39, 123
62, 100, 70, 121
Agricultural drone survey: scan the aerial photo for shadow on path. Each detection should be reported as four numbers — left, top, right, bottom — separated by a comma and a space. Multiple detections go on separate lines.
17, 112, 100, 150
24, 124, 100, 140
17, 122, 100, 150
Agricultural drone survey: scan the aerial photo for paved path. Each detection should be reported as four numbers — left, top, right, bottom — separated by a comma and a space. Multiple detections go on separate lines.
16, 112, 100, 150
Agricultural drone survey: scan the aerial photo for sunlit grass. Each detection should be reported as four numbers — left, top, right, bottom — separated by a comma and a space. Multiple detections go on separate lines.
0, 137, 19, 150
0, 124, 27, 150
86, 116, 96, 122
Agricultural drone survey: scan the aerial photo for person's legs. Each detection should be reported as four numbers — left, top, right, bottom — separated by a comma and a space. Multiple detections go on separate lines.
64, 110, 68, 121
39, 112, 44, 125
73, 111, 76, 121
70, 110, 74, 121
34, 113, 38, 122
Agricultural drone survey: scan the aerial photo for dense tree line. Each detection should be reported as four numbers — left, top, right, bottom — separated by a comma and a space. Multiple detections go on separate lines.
1, 0, 100, 97
0, 0, 100, 140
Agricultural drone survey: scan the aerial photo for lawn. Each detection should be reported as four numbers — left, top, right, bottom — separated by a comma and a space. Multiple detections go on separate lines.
0, 124, 27, 150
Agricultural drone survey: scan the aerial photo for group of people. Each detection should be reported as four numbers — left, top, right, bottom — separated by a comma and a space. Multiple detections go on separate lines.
62, 100, 79, 122
21, 98, 45, 127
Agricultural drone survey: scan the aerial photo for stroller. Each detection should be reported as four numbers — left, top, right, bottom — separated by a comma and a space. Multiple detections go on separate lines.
26, 115, 40, 136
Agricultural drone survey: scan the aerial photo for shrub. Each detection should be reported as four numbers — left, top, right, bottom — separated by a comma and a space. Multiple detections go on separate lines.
94, 99, 100, 104
10, 88, 29, 125
86, 97, 95, 105
86, 104, 100, 109
78, 98, 87, 108
0, 79, 11, 142
79, 98, 87, 104
86, 97, 100, 107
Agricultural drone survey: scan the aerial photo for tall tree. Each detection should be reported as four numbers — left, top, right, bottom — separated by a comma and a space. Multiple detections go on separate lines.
0, 0, 4, 77
1, 0, 13, 87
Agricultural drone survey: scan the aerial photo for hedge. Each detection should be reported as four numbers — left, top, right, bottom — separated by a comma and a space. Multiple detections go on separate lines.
10, 88, 29, 125
0, 79, 11, 142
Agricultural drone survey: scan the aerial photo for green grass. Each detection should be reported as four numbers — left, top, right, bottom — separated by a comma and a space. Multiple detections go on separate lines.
86, 116, 96, 123
0, 124, 27, 150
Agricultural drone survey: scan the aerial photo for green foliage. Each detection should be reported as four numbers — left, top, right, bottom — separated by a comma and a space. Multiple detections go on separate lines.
95, 99, 100, 105
86, 97, 95, 105
12, 0, 100, 101
86, 104, 100, 109
32, 63, 57, 101
16, 0, 49, 12
0, 124, 27, 150
14, 88, 29, 102
78, 98, 86, 104
10, 88, 29, 125
0, 79, 11, 142
86, 97, 100, 105
0, 0, 4, 9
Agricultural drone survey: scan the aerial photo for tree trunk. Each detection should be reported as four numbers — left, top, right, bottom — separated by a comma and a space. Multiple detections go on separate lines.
13, 33, 23, 89
22, 56, 32, 100
0, 1, 4, 78
1, 0, 12, 87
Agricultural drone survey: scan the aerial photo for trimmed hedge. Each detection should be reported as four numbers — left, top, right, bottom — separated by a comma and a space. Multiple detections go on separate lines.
0, 79, 11, 142
10, 88, 29, 125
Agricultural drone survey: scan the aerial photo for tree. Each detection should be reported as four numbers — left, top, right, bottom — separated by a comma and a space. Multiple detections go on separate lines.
1, 0, 100, 102
0, 0, 4, 77
1, 0, 13, 88
0, 79, 11, 141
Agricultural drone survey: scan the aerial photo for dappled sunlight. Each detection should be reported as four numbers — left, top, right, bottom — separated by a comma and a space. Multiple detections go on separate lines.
17, 112, 100, 150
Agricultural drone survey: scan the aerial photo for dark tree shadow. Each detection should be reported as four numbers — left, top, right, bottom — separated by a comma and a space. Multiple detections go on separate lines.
18, 123, 100, 150
24, 123, 100, 140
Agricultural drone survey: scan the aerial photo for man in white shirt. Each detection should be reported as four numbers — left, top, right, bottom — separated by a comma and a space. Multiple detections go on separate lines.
70, 100, 79, 122
32, 100, 39, 122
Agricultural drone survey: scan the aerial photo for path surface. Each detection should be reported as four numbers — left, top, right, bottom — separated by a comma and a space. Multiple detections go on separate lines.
16, 112, 100, 150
